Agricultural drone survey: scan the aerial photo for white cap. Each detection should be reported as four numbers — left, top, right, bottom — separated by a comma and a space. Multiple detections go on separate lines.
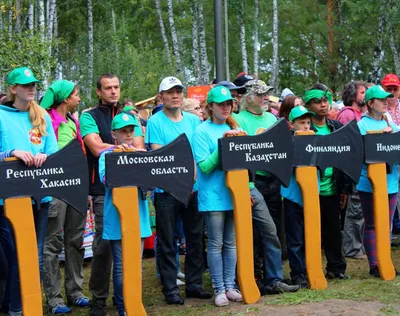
158, 76, 185, 93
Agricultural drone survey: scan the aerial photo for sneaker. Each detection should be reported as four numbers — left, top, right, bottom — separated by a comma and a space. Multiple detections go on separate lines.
177, 272, 185, 279
325, 272, 350, 280
50, 304, 71, 315
369, 266, 400, 278
9, 310, 23, 316
90, 303, 106, 316
177, 279, 185, 286
226, 289, 243, 302
266, 281, 300, 294
70, 297, 89, 308
214, 292, 229, 307
292, 275, 309, 289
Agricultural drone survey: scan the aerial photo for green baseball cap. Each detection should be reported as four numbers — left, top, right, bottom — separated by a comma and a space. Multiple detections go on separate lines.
7, 67, 41, 85
112, 113, 139, 131
122, 105, 138, 112
365, 85, 394, 102
207, 86, 234, 104
289, 106, 315, 122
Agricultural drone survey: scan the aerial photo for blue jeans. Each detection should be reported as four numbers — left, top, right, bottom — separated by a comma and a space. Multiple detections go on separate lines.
250, 188, 283, 286
0, 202, 49, 314
205, 211, 236, 294
111, 239, 144, 316
283, 198, 306, 279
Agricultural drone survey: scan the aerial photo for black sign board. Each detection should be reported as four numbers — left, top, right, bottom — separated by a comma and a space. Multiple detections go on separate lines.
105, 134, 194, 207
0, 140, 89, 214
364, 132, 400, 171
218, 119, 293, 187
293, 120, 363, 183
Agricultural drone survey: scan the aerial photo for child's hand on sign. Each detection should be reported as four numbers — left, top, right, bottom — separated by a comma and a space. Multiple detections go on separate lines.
34, 153, 48, 168
12, 150, 35, 167
382, 126, 393, 133
223, 130, 247, 138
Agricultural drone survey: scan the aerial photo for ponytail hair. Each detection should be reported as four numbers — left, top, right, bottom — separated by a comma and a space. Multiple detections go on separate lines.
206, 102, 239, 130
7, 87, 48, 136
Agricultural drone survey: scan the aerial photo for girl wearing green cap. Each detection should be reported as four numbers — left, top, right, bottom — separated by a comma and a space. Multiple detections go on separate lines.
0, 67, 58, 315
39, 80, 89, 313
357, 85, 399, 278
192, 86, 244, 307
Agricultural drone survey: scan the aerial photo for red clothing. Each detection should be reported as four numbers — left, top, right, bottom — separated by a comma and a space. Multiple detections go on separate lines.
336, 107, 362, 124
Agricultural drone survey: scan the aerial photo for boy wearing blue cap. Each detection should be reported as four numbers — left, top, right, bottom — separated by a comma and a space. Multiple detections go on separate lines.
98, 113, 152, 316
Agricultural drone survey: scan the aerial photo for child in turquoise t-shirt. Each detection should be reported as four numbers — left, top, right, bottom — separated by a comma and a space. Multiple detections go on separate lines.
281, 106, 317, 288
99, 113, 152, 316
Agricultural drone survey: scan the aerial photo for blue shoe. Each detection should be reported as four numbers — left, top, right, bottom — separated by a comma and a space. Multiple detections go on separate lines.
71, 297, 90, 308
50, 304, 71, 315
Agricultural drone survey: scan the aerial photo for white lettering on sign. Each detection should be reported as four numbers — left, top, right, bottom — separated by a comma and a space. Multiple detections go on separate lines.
245, 152, 287, 163
305, 145, 351, 153
117, 155, 175, 165
150, 167, 189, 175
376, 143, 400, 152
228, 142, 274, 152
6, 167, 65, 180
40, 178, 81, 189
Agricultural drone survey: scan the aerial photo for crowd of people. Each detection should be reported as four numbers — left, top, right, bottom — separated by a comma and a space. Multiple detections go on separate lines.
0, 66, 400, 316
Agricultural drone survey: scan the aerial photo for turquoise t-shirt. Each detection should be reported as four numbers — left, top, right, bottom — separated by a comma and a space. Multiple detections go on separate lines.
313, 123, 336, 196
99, 149, 152, 240
192, 120, 233, 212
0, 104, 58, 205
145, 110, 201, 192
357, 115, 399, 194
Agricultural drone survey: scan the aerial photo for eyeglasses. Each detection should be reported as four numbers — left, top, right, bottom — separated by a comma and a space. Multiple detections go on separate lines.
385, 86, 399, 93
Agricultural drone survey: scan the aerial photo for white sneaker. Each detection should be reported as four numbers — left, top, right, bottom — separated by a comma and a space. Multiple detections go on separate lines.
214, 292, 229, 307
177, 272, 185, 279
226, 289, 243, 302
176, 279, 185, 286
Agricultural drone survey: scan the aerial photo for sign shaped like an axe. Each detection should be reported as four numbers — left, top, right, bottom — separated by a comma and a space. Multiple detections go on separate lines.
105, 134, 194, 316
218, 119, 293, 304
363, 131, 400, 280
293, 120, 363, 289
0, 140, 88, 316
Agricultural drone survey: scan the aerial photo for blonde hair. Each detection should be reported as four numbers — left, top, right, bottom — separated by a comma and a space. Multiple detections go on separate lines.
8, 88, 48, 136
182, 98, 200, 112
206, 102, 238, 130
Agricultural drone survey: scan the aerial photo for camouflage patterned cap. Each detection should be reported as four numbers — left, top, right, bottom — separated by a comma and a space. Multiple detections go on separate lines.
244, 79, 273, 94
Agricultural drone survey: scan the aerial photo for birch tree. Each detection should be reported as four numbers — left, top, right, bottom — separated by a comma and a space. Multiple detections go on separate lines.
167, 0, 183, 76
270, 0, 279, 90
111, 8, 120, 72
87, 0, 94, 100
38, 0, 45, 41
155, 0, 171, 63
7, 0, 12, 40
15, 0, 21, 33
238, 2, 248, 73
28, 2, 34, 33
371, 1, 386, 83
198, 0, 209, 84
386, 9, 400, 74
47, 0, 56, 43
190, 0, 199, 83
253, 0, 259, 76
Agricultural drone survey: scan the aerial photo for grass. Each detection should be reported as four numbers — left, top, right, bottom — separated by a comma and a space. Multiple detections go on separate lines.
13, 246, 400, 315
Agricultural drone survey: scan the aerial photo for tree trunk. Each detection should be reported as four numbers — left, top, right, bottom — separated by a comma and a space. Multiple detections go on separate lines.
167, 0, 183, 77
155, 0, 171, 63
87, 0, 94, 101
38, 0, 45, 41
190, 0, 199, 83
7, 0, 12, 40
253, 0, 259, 76
53, 4, 62, 79
224, 0, 230, 81
28, 2, 34, 33
15, 0, 21, 33
238, 2, 248, 73
271, 0, 279, 90
111, 8, 120, 73
386, 11, 400, 75
47, 0, 56, 43
371, 2, 385, 83
198, 0, 209, 84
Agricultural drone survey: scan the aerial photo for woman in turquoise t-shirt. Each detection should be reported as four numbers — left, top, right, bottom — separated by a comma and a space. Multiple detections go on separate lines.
0, 67, 58, 315
193, 86, 244, 307
357, 85, 399, 278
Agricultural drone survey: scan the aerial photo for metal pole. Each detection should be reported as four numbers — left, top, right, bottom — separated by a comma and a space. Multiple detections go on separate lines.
214, 0, 224, 83
224, 0, 230, 81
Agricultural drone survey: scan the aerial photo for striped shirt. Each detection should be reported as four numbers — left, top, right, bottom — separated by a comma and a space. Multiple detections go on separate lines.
0, 150, 13, 162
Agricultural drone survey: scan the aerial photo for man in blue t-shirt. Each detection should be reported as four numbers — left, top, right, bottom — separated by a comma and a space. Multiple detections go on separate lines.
146, 76, 210, 305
